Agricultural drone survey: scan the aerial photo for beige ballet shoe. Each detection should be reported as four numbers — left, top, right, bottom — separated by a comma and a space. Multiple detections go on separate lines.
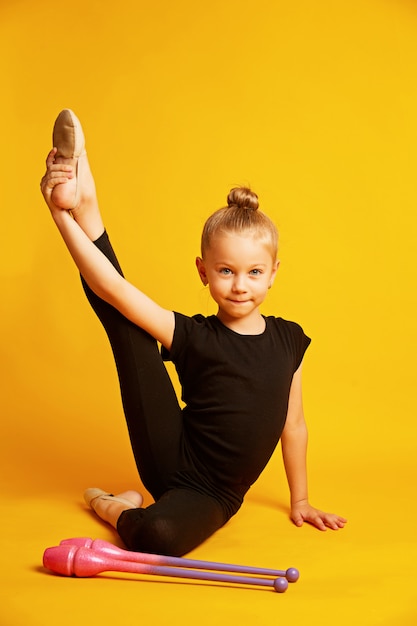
52, 109, 86, 209
84, 488, 138, 510
53, 109, 85, 159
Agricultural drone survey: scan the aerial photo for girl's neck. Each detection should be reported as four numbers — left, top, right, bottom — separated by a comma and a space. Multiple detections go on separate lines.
216, 310, 266, 335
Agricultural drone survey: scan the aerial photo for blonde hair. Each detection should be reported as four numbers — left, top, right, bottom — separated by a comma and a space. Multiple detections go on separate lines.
201, 187, 278, 259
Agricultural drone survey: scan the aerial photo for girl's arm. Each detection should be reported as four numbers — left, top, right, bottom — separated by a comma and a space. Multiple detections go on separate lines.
49, 208, 175, 350
281, 364, 347, 530
41, 151, 175, 349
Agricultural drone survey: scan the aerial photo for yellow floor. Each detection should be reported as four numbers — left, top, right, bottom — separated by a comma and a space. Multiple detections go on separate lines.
1, 445, 416, 625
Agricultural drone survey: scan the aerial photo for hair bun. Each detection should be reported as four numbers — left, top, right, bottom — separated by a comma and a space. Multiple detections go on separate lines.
227, 187, 259, 211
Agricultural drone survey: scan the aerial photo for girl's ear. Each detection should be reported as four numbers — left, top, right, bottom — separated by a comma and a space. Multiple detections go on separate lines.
195, 257, 208, 285
269, 259, 280, 288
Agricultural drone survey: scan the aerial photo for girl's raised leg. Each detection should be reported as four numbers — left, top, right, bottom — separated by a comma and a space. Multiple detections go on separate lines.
80, 231, 184, 499
43, 110, 185, 498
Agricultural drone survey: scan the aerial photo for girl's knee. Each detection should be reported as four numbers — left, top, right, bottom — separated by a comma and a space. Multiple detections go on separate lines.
119, 511, 191, 556
117, 491, 227, 556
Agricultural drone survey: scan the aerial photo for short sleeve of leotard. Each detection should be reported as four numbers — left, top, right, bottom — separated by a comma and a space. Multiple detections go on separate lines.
276, 318, 311, 372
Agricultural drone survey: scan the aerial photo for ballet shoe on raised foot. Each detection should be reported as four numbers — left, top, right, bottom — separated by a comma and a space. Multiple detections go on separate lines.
53, 109, 85, 159
84, 488, 138, 511
51, 109, 86, 209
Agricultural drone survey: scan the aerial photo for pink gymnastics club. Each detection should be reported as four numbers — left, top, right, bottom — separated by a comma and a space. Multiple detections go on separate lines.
43, 544, 294, 593
60, 536, 299, 582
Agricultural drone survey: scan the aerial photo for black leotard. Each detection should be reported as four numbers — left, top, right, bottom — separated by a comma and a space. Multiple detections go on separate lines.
83, 232, 310, 555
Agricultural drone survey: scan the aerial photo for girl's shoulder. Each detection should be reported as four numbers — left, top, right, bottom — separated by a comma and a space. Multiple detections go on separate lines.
265, 315, 307, 333
264, 316, 311, 367
161, 311, 213, 361
265, 314, 311, 339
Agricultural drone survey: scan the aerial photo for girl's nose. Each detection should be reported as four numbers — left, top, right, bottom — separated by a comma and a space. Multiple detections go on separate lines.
232, 275, 247, 292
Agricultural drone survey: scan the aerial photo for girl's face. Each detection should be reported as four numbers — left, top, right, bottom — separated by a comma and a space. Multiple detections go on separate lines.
196, 232, 279, 332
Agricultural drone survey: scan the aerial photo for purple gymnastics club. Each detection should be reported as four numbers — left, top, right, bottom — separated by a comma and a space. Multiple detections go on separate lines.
43, 539, 300, 593
59, 537, 300, 582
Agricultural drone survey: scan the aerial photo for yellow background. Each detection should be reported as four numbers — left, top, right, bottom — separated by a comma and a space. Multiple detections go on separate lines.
1, 0, 416, 624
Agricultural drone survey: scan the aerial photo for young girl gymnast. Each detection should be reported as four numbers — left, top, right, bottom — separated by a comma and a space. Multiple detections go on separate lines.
40, 110, 346, 557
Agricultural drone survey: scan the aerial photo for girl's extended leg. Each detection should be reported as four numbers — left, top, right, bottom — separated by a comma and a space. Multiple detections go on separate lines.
46, 113, 184, 497
81, 231, 184, 498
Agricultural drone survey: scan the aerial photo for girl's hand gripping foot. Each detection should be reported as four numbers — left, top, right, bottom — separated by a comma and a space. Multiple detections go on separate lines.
41, 109, 103, 239
50, 109, 86, 210
40, 148, 75, 213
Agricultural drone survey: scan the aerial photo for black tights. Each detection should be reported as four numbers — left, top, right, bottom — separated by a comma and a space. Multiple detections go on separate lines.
82, 232, 227, 556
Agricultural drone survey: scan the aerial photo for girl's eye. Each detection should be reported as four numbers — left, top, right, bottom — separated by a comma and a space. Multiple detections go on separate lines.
250, 269, 262, 276
220, 268, 232, 275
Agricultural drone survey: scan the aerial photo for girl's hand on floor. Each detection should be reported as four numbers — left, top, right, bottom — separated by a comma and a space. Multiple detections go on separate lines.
291, 500, 347, 531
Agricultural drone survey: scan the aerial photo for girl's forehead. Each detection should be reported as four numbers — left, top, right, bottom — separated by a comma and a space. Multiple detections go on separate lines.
212, 231, 268, 248
205, 232, 274, 261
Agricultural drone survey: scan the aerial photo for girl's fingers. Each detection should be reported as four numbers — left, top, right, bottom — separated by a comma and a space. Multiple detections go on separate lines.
49, 167, 73, 179
42, 150, 73, 193
42, 174, 71, 191
48, 175, 71, 187
48, 163, 73, 176
45, 149, 73, 175
44, 163, 74, 184
323, 514, 347, 530
314, 517, 328, 531
46, 147, 57, 166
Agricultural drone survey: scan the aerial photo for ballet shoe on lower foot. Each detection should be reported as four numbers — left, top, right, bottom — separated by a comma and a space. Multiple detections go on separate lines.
52, 109, 86, 209
84, 488, 138, 510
